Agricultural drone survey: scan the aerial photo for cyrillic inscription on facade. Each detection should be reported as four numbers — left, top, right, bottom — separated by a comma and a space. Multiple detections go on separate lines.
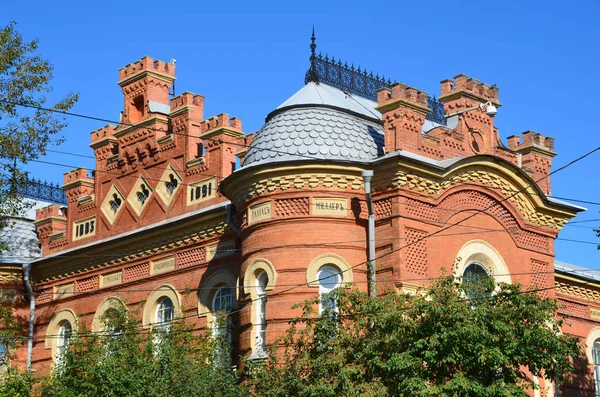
313, 198, 348, 217
54, 283, 75, 300
151, 256, 176, 275
100, 271, 122, 288
206, 240, 236, 262
248, 201, 272, 225
0, 289, 17, 303
591, 307, 600, 320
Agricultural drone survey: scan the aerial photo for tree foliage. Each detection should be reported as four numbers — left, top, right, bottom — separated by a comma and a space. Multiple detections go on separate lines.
0, 306, 245, 396
247, 275, 582, 397
43, 307, 245, 397
0, 21, 78, 248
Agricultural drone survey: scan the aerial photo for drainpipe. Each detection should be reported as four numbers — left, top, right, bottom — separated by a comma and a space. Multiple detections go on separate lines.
361, 170, 376, 298
226, 203, 241, 236
22, 262, 34, 371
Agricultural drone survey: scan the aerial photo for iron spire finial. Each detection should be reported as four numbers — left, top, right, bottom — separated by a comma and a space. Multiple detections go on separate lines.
306, 26, 319, 84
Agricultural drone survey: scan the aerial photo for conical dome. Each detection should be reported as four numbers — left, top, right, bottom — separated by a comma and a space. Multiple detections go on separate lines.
243, 82, 384, 166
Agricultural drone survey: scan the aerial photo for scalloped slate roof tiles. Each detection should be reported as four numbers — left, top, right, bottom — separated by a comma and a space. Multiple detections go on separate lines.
0, 218, 41, 264
243, 82, 385, 166
244, 107, 384, 166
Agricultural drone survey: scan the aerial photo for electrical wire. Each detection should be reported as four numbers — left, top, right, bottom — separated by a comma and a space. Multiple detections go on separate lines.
5, 98, 600, 214
2, 100, 599, 343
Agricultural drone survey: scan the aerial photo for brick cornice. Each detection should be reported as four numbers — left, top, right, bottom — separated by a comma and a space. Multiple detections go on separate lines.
31, 205, 230, 283
118, 69, 176, 88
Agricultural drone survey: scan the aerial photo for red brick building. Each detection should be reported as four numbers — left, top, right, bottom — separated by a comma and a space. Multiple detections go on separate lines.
2, 39, 600, 395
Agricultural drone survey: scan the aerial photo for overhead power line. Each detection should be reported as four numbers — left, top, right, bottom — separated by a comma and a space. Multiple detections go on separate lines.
5, 98, 600, 213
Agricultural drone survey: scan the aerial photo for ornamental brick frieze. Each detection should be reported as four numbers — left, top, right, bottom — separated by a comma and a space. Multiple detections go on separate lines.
557, 298, 590, 319
418, 144, 442, 158
229, 171, 365, 206
94, 145, 116, 162
185, 163, 210, 177
0, 267, 23, 283
33, 219, 228, 283
556, 280, 600, 303
404, 191, 551, 253
377, 168, 570, 231
274, 197, 310, 217
559, 298, 590, 318
374, 198, 393, 219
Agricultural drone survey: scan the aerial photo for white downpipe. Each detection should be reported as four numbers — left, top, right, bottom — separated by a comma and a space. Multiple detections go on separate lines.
22, 262, 34, 371
361, 170, 376, 298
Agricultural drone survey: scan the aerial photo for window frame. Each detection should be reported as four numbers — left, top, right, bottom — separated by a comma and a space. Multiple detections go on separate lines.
255, 271, 268, 354
594, 339, 600, 397
46, 308, 78, 365
155, 297, 175, 327
316, 265, 342, 314
142, 285, 181, 329
56, 320, 72, 365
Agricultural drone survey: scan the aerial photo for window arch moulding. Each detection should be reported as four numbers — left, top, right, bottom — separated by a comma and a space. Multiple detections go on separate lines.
198, 270, 238, 327
142, 284, 181, 329
92, 296, 127, 333
45, 308, 77, 362
454, 239, 511, 285
306, 253, 353, 288
243, 258, 277, 297
585, 327, 600, 364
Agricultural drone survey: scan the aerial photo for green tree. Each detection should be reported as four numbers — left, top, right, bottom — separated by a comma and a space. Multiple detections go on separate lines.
0, 21, 78, 248
43, 306, 245, 397
246, 275, 582, 397
0, 307, 36, 396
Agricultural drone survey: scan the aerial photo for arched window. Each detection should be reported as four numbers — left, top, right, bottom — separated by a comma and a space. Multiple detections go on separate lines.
462, 262, 493, 300
255, 272, 268, 353
56, 321, 72, 365
104, 308, 122, 337
212, 286, 234, 338
593, 339, 600, 396
156, 297, 174, 328
317, 265, 342, 314
0, 342, 8, 367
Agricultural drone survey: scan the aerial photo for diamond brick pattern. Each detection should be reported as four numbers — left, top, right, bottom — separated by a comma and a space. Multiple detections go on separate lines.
374, 198, 392, 219
123, 262, 149, 282
275, 198, 310, 217
405, 228, 428, 277
558, 298, 589, 319
37, 288, 52, 304
76, 275, 99, 292
439, 190, 549, 252
177, 247, 206, 269
406, 198, 437, 221
531, 259, 550, 296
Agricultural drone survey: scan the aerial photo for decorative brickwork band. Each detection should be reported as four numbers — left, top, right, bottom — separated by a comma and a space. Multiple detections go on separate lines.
404, 228, 428, 277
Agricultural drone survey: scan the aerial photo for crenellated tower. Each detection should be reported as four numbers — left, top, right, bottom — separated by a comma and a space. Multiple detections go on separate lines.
35, 57, 246, 255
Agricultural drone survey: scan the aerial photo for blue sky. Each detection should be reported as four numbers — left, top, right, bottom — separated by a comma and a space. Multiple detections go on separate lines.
2, 0, 599, 268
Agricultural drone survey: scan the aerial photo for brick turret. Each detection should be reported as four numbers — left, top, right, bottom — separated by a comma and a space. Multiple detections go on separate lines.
438, 74, 501, 152
376, 83, 430, 154
198, 112, 244, 179
507, 131, 556, 194
34, 205, 67, 254
62, 168, 94, 205
118, 56, 176, 125
170, 92, 205, 162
